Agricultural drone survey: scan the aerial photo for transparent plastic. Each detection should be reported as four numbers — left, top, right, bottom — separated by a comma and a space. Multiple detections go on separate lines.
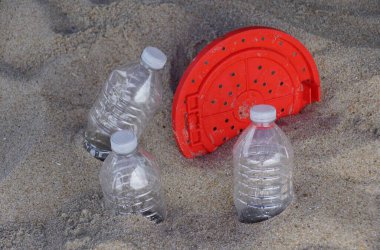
99, 147, 167, 223
84, 60, 163, 160
233, 121, 294, 223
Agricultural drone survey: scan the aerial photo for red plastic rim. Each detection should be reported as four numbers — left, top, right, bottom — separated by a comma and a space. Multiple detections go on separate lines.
172, 26, 321, 158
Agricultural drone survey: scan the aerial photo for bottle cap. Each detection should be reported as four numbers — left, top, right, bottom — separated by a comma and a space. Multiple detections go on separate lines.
110, 130, 138, 154
141, 47, 167, 70
250, 105, 277, 123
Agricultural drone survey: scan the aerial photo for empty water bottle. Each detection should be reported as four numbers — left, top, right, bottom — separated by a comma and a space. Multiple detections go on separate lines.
84, 47, 167, 160
233, 105, 294, 223
99, 130, 167, 223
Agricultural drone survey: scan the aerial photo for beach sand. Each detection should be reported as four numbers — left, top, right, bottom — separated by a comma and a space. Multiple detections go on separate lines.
0, 0, 379, 249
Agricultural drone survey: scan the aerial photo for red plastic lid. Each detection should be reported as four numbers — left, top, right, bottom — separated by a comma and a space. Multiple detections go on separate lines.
172, 26, 321, 158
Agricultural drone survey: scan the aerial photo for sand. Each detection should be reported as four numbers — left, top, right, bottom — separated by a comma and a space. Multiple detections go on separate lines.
0, 0, 379, 249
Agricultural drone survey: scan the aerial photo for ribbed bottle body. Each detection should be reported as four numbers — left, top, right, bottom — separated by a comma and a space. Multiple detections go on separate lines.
233, 124, 294, 223
84, 63, 162, 160
99, 149, 166, 223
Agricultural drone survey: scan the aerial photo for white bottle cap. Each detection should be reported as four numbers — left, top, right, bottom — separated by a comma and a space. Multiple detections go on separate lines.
141, 46, 167, 70
110, 130, 138, 154
250, 105, 277, 123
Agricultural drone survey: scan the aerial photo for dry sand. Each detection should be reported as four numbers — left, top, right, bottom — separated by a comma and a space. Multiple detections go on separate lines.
0, 0, 379, 249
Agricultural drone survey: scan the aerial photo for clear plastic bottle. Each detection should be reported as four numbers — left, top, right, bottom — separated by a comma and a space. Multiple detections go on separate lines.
84, 47, 167, 160
99, 130, 167, 223
233, 105, 294, 223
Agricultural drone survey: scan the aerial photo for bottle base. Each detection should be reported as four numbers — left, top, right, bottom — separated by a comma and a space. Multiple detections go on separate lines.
237, 206, 287, 223
104, 200, 165, 223
114, 209, 165, 224
141, 210, 165, 224
84, 140, 110, 161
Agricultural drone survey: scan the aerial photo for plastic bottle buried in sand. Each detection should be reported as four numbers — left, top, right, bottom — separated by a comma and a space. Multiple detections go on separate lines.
84, 47, 167, 160
99, 130, 167, 223
233, 105, 294, 223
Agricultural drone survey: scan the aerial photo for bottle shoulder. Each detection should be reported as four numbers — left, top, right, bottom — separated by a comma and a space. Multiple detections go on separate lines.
108, 63, 150, 86
99, 149, 160, 192
234, 123, 294, 158
104, 63, 161, 103
101, 149, 158, 172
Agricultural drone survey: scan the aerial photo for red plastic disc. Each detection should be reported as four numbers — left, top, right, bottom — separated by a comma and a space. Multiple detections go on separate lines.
172, 26, 321, 158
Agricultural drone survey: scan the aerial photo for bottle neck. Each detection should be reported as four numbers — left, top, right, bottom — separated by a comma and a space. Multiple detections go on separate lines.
114, 148, 138, 157
140, 59, 156, 71
252, 121, 275, 128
